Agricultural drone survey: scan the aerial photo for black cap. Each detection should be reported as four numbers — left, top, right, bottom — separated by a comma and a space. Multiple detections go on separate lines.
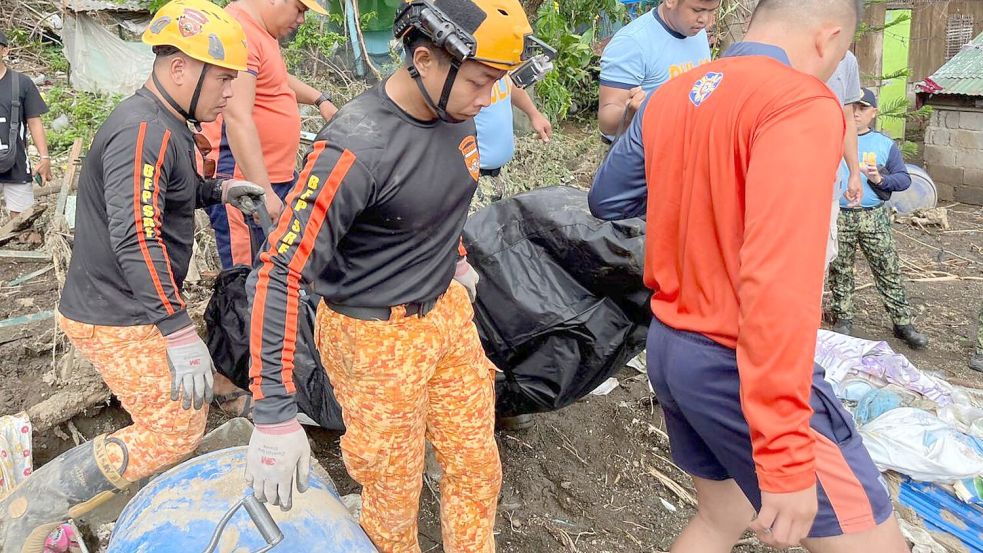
857, 87, 878, 109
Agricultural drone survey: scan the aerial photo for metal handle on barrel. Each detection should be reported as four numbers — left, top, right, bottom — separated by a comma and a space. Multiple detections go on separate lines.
202, 493, 284, 553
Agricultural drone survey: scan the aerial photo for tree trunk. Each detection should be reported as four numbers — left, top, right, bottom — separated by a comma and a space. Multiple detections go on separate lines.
717, 0, 760, 52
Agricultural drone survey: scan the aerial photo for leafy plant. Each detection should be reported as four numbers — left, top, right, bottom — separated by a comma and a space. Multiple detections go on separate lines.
532, 0, 626, 121
283, 17, 347, 71
41, 87, 120, 153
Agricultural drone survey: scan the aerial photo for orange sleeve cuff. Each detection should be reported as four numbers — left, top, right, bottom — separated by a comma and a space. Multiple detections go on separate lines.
756, 465, 817, 494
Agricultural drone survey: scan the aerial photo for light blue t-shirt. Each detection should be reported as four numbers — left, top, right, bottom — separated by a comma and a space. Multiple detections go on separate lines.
474, 78, 514, 171
837, 130, 911, 208
600, 8, 712, 93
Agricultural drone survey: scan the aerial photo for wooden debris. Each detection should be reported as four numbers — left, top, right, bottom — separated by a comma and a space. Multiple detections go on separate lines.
0, 310, 55, 330
6, 265, 53, 286
908, 207, 950, 230
0, 204, 47, 246
0, 249, 49, 260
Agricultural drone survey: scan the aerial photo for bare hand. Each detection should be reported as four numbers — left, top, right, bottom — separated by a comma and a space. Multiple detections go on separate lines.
319, 101, 339, 122
530, 113, 553, 143
628, 86, 646, 113
862, 163, 883, 186
34, 159, 52, 184
844, 172, 863, 207
749, 486, 818, 550
265, 192, 285, 222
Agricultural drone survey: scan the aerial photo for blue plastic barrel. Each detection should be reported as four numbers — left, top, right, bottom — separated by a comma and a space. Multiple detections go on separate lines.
888, 164, 938, 215
107, 447, 377, 553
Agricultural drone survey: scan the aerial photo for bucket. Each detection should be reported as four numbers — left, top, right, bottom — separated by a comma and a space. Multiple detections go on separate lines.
888, 164, 938, 215
107, 447, 376, 553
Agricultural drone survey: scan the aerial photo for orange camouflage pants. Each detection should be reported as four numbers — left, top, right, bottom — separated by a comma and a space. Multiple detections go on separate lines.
57, 314, 207, 482
315, 282, 502, 553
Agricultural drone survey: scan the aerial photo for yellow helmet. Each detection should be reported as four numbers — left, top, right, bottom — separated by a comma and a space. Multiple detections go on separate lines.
470, 0, 532, 70
142, 0, 248, 72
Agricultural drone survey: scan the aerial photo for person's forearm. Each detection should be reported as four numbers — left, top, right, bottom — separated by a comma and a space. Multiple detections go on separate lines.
288, 74, 321, 105
511, 87, 540, 119
223, 115, 272, 189
599, 104, 633, 136
27, 118, 48, 158
842, 105, 859, 173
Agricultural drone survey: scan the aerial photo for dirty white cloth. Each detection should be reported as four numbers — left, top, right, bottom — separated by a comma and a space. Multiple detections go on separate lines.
0, 412, 33, 499
0, 181, 35, 213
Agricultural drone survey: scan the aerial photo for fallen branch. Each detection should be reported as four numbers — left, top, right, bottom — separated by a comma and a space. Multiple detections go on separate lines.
645, 465, 697, 507
0, 205, 46, 245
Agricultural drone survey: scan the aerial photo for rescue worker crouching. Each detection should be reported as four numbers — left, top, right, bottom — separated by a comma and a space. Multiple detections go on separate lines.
0, 1, 265, 551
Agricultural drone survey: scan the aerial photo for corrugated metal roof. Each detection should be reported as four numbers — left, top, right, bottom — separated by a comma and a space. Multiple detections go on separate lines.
919, 32, 983, 97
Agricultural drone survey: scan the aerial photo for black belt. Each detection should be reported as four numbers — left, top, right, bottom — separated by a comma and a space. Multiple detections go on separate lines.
479, 168, 501, 177
841, 202, 884, 212
325, 298, 439, 321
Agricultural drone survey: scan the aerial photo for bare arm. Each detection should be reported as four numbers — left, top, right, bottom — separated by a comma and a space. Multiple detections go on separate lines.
26, 117, 51, 183
288, 74, 338, 121
511, 86, 552, 141
598, 85, 633, 136
842, 104, 862, 206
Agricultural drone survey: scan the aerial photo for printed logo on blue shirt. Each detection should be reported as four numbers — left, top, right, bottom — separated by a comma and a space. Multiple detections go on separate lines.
689, 72, 724, 107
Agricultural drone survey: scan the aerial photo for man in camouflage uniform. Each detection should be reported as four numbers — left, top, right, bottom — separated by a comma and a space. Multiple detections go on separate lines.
971, 305, 983, 371
828, 89, 928, 349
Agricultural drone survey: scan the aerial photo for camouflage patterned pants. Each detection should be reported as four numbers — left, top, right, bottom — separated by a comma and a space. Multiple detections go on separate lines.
828, 206, 912, 326
56, 314, 207, 482
315, 282, 502, 553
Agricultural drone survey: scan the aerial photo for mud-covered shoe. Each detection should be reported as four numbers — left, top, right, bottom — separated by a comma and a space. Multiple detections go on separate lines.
894, 325, 929, 350
832, 319, 853, 336
497, 414, 534, 431
970, 352, 983, 372
0, 435, 130, 553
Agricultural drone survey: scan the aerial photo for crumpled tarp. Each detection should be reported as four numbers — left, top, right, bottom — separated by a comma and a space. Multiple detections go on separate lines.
463, 186, 651, 417
62, 13, 154, 96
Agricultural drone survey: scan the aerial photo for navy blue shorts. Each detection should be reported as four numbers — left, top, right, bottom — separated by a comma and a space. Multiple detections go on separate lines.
646, 317, 893, 538
207, 179, 294, 270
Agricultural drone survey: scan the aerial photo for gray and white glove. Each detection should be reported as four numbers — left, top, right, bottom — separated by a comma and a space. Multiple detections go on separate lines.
221, 179, 266, 216
164, 325, 214, 410
454, 258, 479, 303
245, 418, 311, 511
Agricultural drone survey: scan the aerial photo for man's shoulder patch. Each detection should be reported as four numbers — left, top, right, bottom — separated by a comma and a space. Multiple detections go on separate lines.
689, 72, 724, 108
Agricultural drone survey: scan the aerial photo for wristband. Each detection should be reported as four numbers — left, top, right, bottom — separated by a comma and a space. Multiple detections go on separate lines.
314, 92, 331, 108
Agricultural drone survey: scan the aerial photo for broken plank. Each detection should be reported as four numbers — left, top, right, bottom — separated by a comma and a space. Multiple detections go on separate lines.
7, 265, 54, 286
55, 139, 84, 222
66, 195, 77, 230
0, 310, 54, 329
0, 249, 49, 260
0, 204, 46, 246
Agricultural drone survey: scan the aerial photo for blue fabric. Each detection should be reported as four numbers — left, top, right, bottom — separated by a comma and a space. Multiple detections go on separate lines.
837, 130, 912, 208
589, 43, 792, 221
474, 78, 515, 170
646, 317, 894, 538
599, 8, 711, 92
208, 179, 294, 270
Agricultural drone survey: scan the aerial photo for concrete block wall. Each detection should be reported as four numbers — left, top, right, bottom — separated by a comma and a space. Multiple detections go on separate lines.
923, 107, 983, 205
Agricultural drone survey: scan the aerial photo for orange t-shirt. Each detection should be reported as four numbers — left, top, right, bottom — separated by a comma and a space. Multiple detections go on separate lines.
641, 54, 845, 493
201, 3, 301, 183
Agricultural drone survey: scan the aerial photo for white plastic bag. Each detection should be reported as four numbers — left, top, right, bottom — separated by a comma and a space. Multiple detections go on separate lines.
62, 14, 154, 96
0, 412, 33, 499
860, 408, 983, 482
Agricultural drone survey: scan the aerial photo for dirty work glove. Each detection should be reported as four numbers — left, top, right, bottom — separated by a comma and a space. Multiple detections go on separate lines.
454, 258, 479, 303
164, 325, 215, 410
246, 418, 311, 511
222, 179, 266, 216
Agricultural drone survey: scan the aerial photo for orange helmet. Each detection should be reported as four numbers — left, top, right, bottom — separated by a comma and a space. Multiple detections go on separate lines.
142, 0, 248, 72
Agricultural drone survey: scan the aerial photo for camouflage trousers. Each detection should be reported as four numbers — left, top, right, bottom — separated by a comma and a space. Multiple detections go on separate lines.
56, 314, 207, 482
314, 282, 502, 553
828, 206, 912, 326
469, 167, 533, 213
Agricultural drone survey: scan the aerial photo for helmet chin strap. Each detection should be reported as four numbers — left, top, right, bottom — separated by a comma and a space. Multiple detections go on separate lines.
407, 58, 462, 123
151, 63, 209, 130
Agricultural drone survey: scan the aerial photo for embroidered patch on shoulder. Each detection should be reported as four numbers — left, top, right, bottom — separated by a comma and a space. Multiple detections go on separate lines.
689, 72, 724, 107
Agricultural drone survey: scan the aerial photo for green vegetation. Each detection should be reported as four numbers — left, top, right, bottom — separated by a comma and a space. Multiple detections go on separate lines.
41, 87, 120, 153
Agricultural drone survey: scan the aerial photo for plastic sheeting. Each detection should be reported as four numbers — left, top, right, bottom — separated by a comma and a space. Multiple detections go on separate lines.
462, 186, 650, 417
61, 14, 154, 96
0, 412, 32, 500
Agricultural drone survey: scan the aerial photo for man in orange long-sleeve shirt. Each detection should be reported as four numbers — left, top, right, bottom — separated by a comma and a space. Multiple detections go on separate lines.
589, 1, 909, 551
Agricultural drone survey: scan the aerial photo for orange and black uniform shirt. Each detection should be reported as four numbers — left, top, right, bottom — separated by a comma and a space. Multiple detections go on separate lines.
248, 81, 480, 425
59, 88, 222, 335
589, 43, 846, 493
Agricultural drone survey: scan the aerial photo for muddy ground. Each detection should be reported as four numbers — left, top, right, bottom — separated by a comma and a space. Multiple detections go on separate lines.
0, 136, 981, 551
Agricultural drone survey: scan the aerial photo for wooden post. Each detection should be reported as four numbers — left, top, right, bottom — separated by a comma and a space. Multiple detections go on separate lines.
856, 1, 887, 89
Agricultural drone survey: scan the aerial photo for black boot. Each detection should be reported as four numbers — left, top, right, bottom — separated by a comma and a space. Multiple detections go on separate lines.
970, 351, 983, 373
0, 435, 131, 553
894, 325, 929, 350
497, 414, 534, 431
832, 319, 853, 336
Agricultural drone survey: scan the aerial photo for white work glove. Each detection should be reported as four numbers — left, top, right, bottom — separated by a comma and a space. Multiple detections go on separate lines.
164, 325, 215, 410
454, 258, 479, 303
245, 418, 311, 511
221, 179, 266, 216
